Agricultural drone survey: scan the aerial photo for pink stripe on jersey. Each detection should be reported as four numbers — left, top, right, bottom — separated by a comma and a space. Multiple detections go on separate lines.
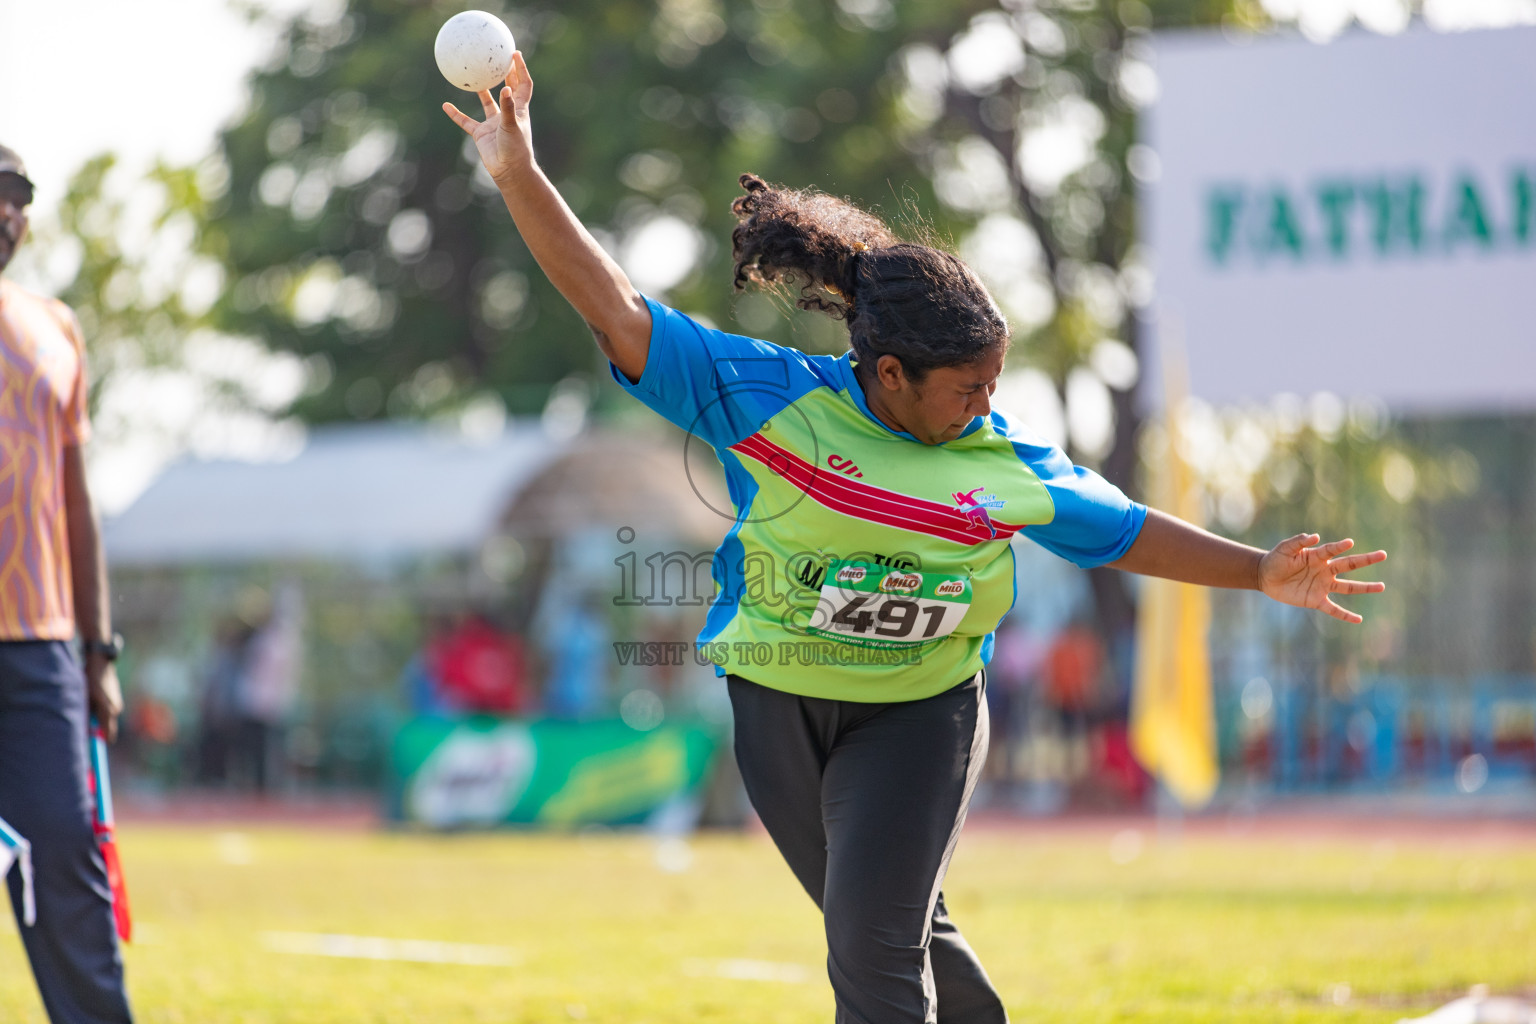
730, 432, 1024, 546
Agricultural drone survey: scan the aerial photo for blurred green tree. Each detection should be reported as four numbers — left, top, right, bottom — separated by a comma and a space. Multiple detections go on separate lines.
31, 155, 223, 410
202, 0, 1003, 424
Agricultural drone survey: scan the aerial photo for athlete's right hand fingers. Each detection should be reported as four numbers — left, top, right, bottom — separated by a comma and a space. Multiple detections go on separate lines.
1320, 597, 1365, 625
1328, 550, 1387, 575
441, 102, 478, 134
507, 51, 532, 103
477, 88, 498, 119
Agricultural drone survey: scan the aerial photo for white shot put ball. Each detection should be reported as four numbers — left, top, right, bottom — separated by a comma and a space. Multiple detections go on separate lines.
434, 11, 516, 93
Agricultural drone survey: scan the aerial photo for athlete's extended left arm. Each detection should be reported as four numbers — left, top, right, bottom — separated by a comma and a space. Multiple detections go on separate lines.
1106, 508, 1387, 624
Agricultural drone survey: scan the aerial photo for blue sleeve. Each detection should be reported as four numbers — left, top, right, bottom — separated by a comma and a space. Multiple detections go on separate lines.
991, 411, 1148, 569
608, 296, 833, 449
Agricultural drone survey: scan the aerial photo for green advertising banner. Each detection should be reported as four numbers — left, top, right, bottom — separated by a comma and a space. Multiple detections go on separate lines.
391, 718, 718, 828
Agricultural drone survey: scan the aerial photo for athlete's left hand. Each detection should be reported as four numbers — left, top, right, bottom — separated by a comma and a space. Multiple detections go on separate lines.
1258, 533, 1387, 624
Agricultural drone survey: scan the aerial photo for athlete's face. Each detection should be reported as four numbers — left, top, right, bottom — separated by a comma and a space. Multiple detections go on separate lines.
866, 343, 1006, 445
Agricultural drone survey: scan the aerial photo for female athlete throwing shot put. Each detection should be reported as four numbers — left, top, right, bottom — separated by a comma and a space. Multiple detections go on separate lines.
444, 54, 1386, 1024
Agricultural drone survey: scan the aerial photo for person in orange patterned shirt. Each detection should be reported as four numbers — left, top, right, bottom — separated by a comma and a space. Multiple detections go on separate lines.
0, 144, 133, 1024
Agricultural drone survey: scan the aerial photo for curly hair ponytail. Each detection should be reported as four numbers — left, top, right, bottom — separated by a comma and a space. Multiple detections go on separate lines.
730, 173, 1007, 384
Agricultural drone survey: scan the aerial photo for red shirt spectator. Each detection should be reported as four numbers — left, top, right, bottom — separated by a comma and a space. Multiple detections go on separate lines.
429, 615, 527, 714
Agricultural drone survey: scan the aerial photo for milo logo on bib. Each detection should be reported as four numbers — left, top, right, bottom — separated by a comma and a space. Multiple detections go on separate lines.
809, 559, 974, 650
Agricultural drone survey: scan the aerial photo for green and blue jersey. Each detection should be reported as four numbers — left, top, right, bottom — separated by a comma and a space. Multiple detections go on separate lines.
611, 297, 1147, 702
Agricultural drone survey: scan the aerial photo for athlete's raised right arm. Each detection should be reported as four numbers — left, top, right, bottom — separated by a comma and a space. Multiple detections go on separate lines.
443, 52, 650, 382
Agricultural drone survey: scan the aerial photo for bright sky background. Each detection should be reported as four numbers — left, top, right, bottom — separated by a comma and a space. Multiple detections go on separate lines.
0, 0, 315, 222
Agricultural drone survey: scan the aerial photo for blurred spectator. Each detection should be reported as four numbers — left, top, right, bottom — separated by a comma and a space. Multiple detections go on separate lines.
428, 612, 528, 715
1095, 720, 1151, 807
195, 616, 255, 785
542, 596, 609, 720
233, 581, 303, 793
402, 613, 457, 716
985, 617, 1047, 784
1043, 616, 1105, 737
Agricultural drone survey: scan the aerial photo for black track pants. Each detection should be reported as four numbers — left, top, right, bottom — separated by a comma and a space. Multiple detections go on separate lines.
0, 641, 133, 1024
727, 672, 1008, 1024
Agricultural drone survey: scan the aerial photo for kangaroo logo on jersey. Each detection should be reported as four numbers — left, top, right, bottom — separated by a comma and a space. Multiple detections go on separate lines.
952, 486, 1006, 539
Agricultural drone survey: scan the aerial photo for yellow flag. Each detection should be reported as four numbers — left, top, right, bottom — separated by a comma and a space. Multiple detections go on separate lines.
1130, 330, 1217, 808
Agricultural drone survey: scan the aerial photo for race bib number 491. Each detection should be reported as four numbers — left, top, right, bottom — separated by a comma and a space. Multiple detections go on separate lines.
806, 560, 972, 649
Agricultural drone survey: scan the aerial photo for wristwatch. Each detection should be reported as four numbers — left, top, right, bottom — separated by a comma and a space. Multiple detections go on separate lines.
82, 633, 124, 663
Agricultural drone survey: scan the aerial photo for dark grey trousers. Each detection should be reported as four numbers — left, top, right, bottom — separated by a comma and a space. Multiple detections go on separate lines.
0, 641, 133, 1024
728, 672, 1007, 1024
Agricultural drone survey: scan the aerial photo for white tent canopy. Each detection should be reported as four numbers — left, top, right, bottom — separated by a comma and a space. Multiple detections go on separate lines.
104, 422, 567, 567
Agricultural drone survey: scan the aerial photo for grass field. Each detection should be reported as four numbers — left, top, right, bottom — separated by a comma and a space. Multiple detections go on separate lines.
1, 819, 1532, 1022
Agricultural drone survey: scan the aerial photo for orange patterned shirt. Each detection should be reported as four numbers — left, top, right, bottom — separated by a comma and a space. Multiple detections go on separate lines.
0, 278, 91, 640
